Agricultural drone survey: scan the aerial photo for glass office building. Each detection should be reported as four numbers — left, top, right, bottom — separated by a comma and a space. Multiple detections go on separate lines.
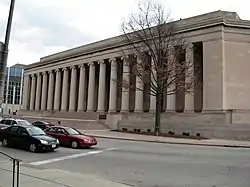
3, 64, 25, 105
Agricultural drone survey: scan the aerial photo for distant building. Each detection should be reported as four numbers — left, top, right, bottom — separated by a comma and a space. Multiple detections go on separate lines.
2, 63, 25, 114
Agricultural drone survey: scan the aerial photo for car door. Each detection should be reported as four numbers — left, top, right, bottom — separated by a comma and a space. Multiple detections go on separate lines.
45, 127, 58, 137
7, 126, 19, 147
17, 127, 30, 149
55, 128, 69, 145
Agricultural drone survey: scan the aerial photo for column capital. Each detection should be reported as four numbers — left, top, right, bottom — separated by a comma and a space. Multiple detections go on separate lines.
48, 70, 53, 74
70, 66, 76, 70
31, 74, 36, 78
98, 60, 105, 64
88, 62, 95, 66
121, 55, 130, 61
55, 69, 61, 72
78, 64, 86, 68
62, 67, 68, 71
42, 72, 47, 75
109, 57, 117, 63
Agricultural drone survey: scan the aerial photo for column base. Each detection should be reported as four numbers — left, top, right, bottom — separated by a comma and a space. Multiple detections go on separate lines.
184, 110, 195, 113
77, 109, 86, 112
149, 110, 156, 113
97, 109, 105, 113
87, 110, 95, 112
134, 109, 143, 113
68, 109, 76, 112
60, 109, 68, 112
108, 110, 116, 113
120, 110, 129, 113
165, 109, 176, 113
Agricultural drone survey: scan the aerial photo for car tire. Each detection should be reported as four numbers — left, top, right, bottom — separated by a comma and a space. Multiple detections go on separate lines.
29, 143, 37, 152
71, 140, 79, 149
2, 138, 8, 147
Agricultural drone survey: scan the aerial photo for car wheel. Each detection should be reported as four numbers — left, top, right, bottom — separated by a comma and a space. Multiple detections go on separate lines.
29, 143, 37, 152
71, 140, 79, 149
2, 139, 8, 147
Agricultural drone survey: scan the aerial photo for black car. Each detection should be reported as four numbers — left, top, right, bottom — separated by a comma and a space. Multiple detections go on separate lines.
0, 125, 60, 152
32, 121, 54, 130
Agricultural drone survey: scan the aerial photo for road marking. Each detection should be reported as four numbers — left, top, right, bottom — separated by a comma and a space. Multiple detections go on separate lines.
29, 148, 117, 166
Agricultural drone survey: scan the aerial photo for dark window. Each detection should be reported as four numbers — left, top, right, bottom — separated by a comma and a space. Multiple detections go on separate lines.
0, 120, 6, 124
18, 127, 28, 135
10, 126, 18, 132
5, 120, 12, 126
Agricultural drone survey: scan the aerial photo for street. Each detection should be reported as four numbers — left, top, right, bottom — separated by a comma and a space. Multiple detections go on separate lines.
1, 138, 250, 187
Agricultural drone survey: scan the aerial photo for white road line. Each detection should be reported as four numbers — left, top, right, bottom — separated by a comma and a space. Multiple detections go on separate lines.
29, 148, 117, 166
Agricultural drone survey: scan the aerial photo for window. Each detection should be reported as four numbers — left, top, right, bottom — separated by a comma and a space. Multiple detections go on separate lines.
18, 127, 28, 135
5, 120, 12, 126
47, 127, 57, 133
10, 126, 18, 132
26, 127, 45, 136
17, 120, 31, 126
0, 120, 6, 124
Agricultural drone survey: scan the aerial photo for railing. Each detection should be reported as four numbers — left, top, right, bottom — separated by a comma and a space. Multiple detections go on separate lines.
0, 151, 21, 187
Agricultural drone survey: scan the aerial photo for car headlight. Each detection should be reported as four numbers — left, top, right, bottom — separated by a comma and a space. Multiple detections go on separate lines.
56, 139, 59, 144
40, 140, 49, 145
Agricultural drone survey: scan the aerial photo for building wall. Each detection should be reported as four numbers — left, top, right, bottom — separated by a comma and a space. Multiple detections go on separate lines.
20, 11, 250, 126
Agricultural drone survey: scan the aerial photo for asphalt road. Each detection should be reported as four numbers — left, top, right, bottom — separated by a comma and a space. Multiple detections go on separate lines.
1, 138, 250, 187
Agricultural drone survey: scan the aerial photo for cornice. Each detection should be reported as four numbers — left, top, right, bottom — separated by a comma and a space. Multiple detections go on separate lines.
25, 10, 250, 71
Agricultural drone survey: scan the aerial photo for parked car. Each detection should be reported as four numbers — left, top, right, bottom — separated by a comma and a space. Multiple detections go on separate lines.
0, 125, 60, 152
32, 121, 54, 130
0, 118, 32, 129
44, 126, 97, 149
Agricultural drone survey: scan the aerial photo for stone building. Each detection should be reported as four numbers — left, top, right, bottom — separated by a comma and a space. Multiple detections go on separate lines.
20, 10, 250, 139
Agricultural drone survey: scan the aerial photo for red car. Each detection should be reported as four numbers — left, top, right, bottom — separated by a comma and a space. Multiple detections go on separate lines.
44, 126, 97, 149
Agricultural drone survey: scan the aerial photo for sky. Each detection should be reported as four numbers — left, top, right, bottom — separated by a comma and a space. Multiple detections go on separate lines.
0, 0, 249, 67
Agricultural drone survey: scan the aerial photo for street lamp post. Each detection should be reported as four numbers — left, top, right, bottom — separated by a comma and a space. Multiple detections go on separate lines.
0, 0, 16, 108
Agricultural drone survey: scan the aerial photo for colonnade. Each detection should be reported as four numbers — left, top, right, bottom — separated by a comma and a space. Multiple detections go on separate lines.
23, 53, 199, 113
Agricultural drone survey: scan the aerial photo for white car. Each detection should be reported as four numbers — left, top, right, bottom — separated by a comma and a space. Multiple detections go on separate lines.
0, 118, 32, 129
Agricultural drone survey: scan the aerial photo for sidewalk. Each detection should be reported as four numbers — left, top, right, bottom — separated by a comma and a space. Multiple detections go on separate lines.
83, 130, 250, 148
0, 161, 130, 187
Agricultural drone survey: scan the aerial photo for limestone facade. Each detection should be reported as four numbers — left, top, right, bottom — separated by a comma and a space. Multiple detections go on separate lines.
22, 11, 250, 123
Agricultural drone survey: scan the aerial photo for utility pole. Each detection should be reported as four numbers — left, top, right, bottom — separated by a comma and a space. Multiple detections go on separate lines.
0, 0, 16, 110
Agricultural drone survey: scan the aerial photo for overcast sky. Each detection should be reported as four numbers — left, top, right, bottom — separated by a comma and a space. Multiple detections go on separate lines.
0, 0, 249, 66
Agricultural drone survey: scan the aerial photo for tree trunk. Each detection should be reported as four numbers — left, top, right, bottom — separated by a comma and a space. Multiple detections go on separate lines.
154, 92, 161, 133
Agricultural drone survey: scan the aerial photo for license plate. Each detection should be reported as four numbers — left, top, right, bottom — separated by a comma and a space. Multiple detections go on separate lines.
52, 144, 56, 148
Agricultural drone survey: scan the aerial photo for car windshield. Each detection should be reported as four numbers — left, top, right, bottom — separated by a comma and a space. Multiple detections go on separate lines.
66, 128, 81, 135
26, 126, 45, 136
18, 120, 31, 126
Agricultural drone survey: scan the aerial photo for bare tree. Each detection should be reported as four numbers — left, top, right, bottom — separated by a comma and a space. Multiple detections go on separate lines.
121, 1, 195, 133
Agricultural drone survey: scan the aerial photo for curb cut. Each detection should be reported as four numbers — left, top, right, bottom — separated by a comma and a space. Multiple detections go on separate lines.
88, 135, 250, 149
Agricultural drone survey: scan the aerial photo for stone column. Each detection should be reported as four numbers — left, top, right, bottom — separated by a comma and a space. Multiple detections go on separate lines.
121, 56, 130, 112
150, 58, 156, 112
167, 56, 176, 112
87, 62, 95, 112
54, 69, 62, 111
184, 45, 194, 112
78, 64, 86, 111
69, 66, 77, 112
134, 57, 144, 112
29, 74, 36, 111
167, 83, 176, 111
61, 68, 69, 111
35, 73, 42, 111
41, 72, 48, 111
47, 71, 55, 111
97, 60, 106, 112
109, 58, 117, 112
22, 75, 31, 110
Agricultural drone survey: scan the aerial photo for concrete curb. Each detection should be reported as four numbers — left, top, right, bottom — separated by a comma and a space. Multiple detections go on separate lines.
88, 134, 250, 149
